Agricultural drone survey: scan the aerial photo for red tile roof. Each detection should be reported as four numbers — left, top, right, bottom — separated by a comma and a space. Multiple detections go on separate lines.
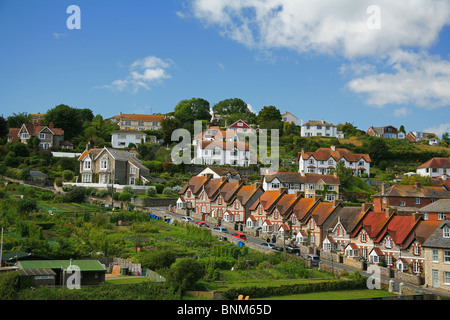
417, 157, 450, 169
249, 189, 286, 211
311, 201, 342, 226
113, 114, 165, 122
351, 210, 393, 238
299, 147, 371, 163
374, 215, 418, 245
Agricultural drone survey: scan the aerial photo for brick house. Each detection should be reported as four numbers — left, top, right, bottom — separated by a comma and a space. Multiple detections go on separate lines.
373, 182, 450, 212
419, 199, 450, 221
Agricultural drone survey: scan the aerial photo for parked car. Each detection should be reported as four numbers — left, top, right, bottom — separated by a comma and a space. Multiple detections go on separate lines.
213, 226, 228, 233
198, 222, 209, 228
230, 232, 247, 241
181, 216, 194, 222
286, 245, 301, 256
306, 254, 320, 266
260, 242, 278, 250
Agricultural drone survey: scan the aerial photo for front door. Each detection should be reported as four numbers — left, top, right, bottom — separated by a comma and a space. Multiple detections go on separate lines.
432, 269, 439, 288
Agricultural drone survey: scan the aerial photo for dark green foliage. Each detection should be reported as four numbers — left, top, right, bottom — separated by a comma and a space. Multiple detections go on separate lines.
166, 258, 205, 292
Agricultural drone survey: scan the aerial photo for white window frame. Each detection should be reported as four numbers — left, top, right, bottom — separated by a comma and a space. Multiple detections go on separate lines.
432, 249, 439, 262
38, 133, 45, 139
130, 165, 136, 174
444, 226, 450, 238
84, 160, 91, 170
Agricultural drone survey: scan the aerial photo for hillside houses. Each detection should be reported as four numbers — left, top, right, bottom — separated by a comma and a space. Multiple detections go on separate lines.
372, 182, 450, 213
7, 121, 66, 149
298, 145, 371, 177
263, 171, 340, 201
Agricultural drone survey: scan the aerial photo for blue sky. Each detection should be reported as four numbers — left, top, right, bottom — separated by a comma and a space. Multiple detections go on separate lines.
1, 0, 450, 137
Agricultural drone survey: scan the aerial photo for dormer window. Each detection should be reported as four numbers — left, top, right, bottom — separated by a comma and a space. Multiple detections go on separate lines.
84, 160, 91, 170
443, 226, 450, 238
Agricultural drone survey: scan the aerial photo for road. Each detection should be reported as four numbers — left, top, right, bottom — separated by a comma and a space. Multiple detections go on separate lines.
147, 206, 450, 298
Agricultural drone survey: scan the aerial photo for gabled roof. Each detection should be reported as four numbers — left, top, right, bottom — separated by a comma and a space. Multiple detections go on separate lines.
219, 181, 244, 204
8, 122, 64, 140
274, 193, 302, 218
179, 176, 212, 196
417, 157, 450, 169
249, 189, 286, 211
350, 210, 393, 239
234, 184, 263, 206
373, 184, 450, 199
329, 206, 369, 234
311, 201, 342, 226
374, 215, 419, 245
200, 140, 249, 151
204, 177, 228, 200
402, 220, 441, 249
422, 219, 450, 249
299, 147, 371, 163
194, 127, 237, 141
419, 199, 450, 213
228, 119, 251, 129
292, 197, 320, 222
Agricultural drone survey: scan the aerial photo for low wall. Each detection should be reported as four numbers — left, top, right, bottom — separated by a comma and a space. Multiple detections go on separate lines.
131, 197, 177, 208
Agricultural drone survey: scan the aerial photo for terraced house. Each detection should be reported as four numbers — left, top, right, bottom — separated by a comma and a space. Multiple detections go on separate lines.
263, 171, 340, 201
373, 182, 450, 213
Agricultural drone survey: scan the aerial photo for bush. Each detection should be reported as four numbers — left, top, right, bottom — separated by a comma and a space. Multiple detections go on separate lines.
146, 186, 157, 197
154, 184, 165, 194
65, 187, 86, 203
162, 187, 173, 195
119, 192, 132, 202
139, 250, 177, 270
167, 258, 205, 293
62, 170, 74, 181
122, 186, 134, 194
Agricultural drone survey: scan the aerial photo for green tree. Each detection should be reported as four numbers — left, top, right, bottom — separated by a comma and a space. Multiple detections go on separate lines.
212, 98, 250, 115
365, 137, 390, 166
167, 258, 205, 292
44, 104, 93, 141
173, 98, 211, 133
257, 106, 282, 129
332, 161, 354, 190
7, 112, 31, 129
161, 117, 181, 144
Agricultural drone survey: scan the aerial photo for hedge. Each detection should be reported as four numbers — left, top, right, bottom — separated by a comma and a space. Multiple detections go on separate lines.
220, 278, 367, 299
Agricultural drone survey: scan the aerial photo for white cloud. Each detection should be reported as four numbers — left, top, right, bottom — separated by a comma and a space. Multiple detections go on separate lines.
346, 51, 450, 108
97, 56, 174, 93
53, 32, 68, 39
190, 0, 450, 59
424, 123, 450, 138
190, 0, 450, 110
218, 62, 225, 70
393, 107, 409, 118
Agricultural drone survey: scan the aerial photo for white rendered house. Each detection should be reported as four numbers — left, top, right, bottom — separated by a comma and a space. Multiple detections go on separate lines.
299, 145, 371, 177
111, 130, 146, 149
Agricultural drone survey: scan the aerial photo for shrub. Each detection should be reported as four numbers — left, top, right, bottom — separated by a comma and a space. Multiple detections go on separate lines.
62, 170, 74, 181
119, 192, 132, 202
65, 187, 86, 203
146, 186, 157, 197
154, 184, 164, 194
122, 186, 134, 194
162, 187, 173, 195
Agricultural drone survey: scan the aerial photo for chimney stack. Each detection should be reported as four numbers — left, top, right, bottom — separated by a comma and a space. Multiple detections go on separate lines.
381, 182, 386, 195
414, 181, 421, 188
